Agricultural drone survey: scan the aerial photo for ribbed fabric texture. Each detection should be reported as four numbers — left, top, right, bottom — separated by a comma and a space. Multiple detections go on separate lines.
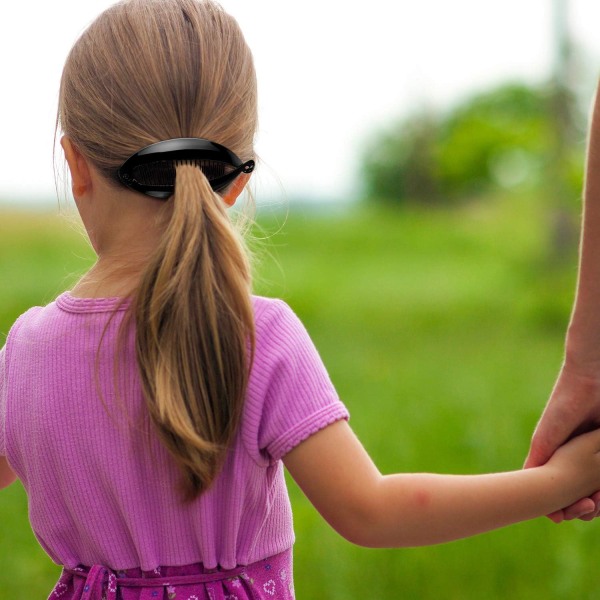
0, 347, 5, 457
0, 294, 348, 571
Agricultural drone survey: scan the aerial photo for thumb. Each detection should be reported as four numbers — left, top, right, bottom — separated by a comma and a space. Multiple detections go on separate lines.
524, 426, 565, 469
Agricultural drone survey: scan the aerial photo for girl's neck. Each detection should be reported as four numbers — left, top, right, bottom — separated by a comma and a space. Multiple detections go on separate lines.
70, 259, 143, 299
70, 175, 172, 300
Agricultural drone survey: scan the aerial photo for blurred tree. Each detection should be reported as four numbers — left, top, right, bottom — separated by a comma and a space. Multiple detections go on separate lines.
546, 0, 581, 264
361, 108, 440, 204
361, 80, 585, 206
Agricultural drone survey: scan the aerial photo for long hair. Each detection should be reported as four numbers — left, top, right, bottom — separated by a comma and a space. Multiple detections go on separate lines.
57, 0, 257, 501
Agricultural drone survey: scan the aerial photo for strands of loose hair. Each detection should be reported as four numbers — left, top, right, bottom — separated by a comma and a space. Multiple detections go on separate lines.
57, 0, 258, 501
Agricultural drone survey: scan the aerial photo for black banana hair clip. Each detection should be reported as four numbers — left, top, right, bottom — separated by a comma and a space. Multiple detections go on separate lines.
116, 138, 255, 199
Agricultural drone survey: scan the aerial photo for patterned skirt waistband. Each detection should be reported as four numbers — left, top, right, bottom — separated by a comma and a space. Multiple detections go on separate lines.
57, 563, 246, 600
50, 550, 294, 600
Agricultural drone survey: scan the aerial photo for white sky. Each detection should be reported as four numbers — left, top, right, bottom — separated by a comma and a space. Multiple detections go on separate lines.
1, 0, 600, 206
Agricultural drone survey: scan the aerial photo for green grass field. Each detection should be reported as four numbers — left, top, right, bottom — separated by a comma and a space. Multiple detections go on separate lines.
1, 196, 598, 598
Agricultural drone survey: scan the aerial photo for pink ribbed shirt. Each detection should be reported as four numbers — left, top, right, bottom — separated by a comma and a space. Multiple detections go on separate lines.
0, 293, 348, 571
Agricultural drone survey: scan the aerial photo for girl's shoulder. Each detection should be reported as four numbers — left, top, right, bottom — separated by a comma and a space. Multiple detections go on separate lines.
4, 304, 46, 343
4, 292, 84, 341
251, 295, 312, 349
2, 291, 113, 352
251, 295, 293, 322
244, 295, 347, 466
250, 294, 332, 384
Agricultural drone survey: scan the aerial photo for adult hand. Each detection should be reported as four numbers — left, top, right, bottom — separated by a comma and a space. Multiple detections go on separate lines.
525, 79, 600, 522
525, 360, 600, 522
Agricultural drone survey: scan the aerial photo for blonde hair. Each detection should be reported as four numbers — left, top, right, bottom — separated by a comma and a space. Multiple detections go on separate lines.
58, 0, 257, 501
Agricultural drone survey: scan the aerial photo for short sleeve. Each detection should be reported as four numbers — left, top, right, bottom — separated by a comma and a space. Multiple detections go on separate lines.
242, 298, 349, 465
0, 345, 6, 456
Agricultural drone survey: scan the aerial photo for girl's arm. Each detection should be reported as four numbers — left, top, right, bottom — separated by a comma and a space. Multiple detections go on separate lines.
284, 420, 600, 548
0, 456, 16, 490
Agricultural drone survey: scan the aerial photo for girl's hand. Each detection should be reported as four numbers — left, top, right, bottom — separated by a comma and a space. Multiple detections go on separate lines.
542, 427, 600, 513
525, 363, 600, 521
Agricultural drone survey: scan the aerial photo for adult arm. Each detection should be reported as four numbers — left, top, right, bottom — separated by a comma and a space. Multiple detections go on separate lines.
0, 346, 14, 489
0, 457, 16, 490
284, 420, 600, 547
525, 79, 600, 521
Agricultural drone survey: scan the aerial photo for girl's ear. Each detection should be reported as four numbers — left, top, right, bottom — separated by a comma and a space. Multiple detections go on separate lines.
61, 136, 93, 199
222, 172, 251, 207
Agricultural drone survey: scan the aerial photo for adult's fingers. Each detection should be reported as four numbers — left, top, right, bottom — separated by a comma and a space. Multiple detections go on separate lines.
561, 497, 596, 521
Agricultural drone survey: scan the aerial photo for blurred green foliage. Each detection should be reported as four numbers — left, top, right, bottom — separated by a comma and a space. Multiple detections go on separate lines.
362, 81, 585, 206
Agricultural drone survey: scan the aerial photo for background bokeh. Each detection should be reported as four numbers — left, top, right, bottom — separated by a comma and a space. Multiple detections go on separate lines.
2, 0, 600, 205
2, 1, 600, 598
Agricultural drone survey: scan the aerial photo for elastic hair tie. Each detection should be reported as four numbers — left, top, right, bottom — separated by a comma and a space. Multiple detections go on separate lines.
116, 138, 255, 199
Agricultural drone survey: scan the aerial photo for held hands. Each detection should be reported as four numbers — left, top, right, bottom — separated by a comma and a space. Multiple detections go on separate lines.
542, 423, 600, 518
525, 79, 600, 523
525, 363, 600, 522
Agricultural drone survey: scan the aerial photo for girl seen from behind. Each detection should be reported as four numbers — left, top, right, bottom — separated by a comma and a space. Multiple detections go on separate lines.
1, 1, 600, 599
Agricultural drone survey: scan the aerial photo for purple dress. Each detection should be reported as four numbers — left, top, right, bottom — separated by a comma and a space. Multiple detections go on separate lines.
50, 550, 293, 599
0, 294, 349, 599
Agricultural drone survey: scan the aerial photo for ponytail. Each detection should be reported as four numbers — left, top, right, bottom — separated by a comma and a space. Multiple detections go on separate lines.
58, 0, 259, 501
133, 164, 255, 501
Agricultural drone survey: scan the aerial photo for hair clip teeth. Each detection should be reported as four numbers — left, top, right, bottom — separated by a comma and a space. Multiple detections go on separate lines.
116, 138, 254, 199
